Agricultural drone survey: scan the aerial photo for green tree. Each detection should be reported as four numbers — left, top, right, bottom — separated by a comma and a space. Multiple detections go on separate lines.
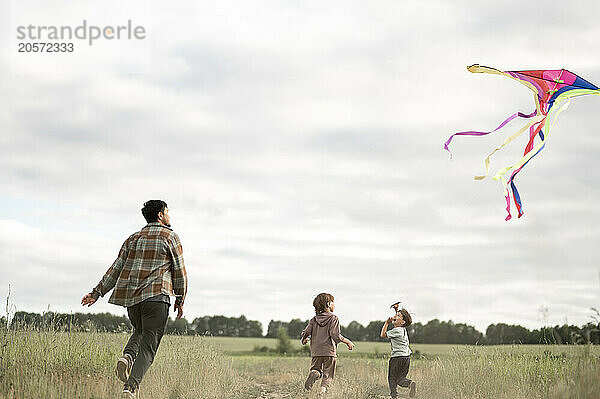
582, 322, 600, 344
485, 323, 531, 344
208, 315, 230, 336
245, 320, 263, 337
192, 316, 211, 335
407, 322, 424, 343
422, 319, 442, 343
191, 315, 263, 337
266, 320, 289, 338
342, 320, 366, 341
11, 311, 42, 329
166, 317, 191, 335
233, 315, 263, 337
364, 320, 386, 341
287, 318, 307, 339
276, 327, 294, 354
454, 322, 483, 344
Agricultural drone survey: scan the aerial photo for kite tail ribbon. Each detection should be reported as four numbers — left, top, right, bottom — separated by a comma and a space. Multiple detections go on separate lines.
444, 110, 537, 158
510, 141, 545, 218
493, 98, 572, 220
509, 121, 546, 218
474, 113, 544, 180
508, 89, 600, 218
523, 117, 546, 155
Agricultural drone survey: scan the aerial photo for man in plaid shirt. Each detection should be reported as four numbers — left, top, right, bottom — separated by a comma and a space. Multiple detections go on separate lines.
81, 200, 187, 399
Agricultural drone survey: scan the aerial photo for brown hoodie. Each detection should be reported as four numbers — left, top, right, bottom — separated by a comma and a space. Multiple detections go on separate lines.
301, 312, 345, 357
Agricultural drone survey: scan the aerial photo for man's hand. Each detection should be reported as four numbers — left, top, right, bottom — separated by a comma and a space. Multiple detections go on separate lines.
301, 338, 308, 345
346, 339, 355, 350
174, 303, 184, 319
81, 293, 97, 307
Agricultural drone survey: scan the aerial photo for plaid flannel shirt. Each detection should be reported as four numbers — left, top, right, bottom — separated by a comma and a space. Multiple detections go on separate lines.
91, 222, 187, 308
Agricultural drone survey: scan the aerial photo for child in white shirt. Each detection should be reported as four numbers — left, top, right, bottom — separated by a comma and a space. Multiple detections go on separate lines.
380, 308, 416, 398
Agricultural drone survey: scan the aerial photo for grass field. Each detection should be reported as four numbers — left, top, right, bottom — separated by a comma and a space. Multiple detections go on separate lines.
1, 330, 599, 398
207, 336, 460, 357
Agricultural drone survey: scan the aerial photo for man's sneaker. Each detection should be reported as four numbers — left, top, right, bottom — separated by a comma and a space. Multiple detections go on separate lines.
409, 381, 416, 397
304, 369, 321, 390
116, 354, 133, 383
121, 387, 136, 399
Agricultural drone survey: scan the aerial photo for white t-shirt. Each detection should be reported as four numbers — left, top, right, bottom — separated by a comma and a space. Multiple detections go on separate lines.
386, 326, 412, 357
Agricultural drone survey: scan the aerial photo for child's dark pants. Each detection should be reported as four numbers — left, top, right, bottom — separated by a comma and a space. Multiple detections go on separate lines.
310, 356, 337, 388
388, 356, 412, 398
123, 301, 169, 390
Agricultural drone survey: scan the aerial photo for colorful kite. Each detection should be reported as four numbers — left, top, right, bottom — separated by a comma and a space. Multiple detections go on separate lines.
444, 64, 600, 220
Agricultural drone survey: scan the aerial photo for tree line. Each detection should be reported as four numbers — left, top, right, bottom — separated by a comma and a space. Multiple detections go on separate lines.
7, 311, 600, 345
269, 318, 600, 345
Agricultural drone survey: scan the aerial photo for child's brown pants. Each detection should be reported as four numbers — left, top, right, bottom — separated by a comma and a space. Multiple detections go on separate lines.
310, 356, 337, 388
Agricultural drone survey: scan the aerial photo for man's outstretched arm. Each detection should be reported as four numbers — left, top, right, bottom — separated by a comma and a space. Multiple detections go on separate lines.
81, 239, 129, 306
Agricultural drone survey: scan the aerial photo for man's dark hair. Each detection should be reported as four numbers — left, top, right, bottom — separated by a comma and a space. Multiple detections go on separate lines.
141, 200, 168, 223
313, 293, 334, 314
399, 308, 412, 327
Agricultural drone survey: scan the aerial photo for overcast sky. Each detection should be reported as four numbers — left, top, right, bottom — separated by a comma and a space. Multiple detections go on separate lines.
1, 0, 599, 334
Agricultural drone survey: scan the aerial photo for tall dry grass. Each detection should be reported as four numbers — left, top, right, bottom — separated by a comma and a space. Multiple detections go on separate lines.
406, 345, 600, 399
0, 329, 249, 399
233, 346, 600, 399
1, 328, 599, 399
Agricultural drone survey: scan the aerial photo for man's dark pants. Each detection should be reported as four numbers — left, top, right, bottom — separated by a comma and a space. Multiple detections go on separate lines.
388, 356, 412, 398
123, 300, 169, 390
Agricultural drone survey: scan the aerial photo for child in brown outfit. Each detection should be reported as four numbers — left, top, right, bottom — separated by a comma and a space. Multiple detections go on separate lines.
301, 293, 354, 395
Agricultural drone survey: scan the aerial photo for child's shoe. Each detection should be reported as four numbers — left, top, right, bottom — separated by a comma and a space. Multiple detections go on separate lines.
304, 370, 320, 390
116, 354, 133, 383
408, 381, 416, 397
121, 386, 136, 399
317, 386, 327, 397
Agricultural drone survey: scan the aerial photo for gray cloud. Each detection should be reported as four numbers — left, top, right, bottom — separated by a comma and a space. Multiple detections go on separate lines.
2, 0, 600, 334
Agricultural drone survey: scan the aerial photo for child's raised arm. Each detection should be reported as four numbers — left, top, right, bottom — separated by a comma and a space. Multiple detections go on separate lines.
380, 317, 392, 338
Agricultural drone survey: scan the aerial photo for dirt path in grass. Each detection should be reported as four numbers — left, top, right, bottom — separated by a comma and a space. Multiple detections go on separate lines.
254, 382, 294, 398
